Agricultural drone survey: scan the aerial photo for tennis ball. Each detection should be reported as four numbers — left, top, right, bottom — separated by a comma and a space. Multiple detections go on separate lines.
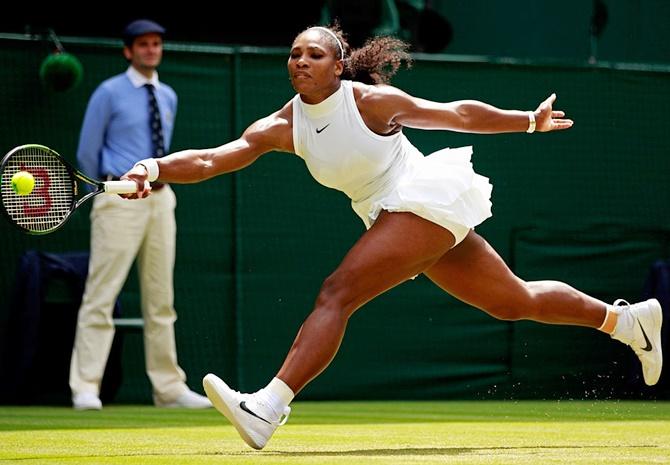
39, 52, 83, 93
11, 171, 35, 196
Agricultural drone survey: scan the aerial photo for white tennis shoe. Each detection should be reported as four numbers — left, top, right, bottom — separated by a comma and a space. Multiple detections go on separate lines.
612, 298, 663, 386
203, 373, 290, 450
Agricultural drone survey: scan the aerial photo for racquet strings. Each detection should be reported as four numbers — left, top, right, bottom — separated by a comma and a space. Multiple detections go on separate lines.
1, 146, 74, 233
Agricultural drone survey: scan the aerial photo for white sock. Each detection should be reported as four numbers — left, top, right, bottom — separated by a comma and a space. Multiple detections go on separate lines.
609, 304, 635, 344
597, 307, 617, 333
256, 377, 294, 416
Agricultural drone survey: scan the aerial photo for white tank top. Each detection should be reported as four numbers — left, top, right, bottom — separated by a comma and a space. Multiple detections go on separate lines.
292, 80, 422, 204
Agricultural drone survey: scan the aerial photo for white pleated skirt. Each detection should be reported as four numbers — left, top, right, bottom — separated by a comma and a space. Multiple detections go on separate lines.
351, 146, 493, 245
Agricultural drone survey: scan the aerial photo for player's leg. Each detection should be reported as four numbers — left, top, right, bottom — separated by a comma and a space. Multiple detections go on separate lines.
276, 211, 461, 392
204, 211, 457, 449
423, 231, 607, 325
423, 231, 662, 385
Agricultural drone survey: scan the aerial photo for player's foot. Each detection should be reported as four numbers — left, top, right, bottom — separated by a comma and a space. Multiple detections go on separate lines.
154, 389, 212, 408
203, 373, 290, 450
72, 392, 102, 410
612, 298, 663, 386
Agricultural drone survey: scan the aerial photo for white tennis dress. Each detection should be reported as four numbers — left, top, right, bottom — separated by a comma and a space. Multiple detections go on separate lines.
291, 80, 492, 244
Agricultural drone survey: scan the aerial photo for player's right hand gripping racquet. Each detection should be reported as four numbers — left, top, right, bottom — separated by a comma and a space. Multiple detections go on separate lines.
0, 144, 142, 235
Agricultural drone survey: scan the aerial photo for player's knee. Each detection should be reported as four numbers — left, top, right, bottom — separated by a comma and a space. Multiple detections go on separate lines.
483, 284, 540, 321
314, 273, 355, 318
484, 302, 526, 321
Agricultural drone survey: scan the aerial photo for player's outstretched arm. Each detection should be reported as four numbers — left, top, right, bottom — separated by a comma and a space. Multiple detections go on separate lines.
375, 85, 573, 134
122, 104, 293, 196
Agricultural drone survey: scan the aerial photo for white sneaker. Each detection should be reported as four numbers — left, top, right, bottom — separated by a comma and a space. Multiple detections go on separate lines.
155, 389, 213, 409
203, 373, 290, 450
613, 298, 663, 386
72, 392, 102, 411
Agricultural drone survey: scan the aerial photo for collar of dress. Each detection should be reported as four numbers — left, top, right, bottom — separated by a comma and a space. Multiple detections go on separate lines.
299, 84, 344, 119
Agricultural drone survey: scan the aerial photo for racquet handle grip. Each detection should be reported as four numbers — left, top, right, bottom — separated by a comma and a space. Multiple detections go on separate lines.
103, 180, 145, 194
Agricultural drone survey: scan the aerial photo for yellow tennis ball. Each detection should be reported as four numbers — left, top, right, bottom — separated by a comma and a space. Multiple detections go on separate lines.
11, 171, 35, 196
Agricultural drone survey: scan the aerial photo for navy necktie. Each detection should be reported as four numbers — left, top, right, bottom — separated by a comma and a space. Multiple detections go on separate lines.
145, 84, 165, 157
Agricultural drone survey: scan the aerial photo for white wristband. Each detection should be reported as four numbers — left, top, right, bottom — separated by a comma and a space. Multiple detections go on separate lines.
134, 158, 159, 182
526, 111, 536, 134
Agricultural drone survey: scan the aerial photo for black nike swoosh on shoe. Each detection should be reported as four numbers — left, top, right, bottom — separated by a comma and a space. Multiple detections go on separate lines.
637, 320, 653, 352
240, 401, 271, 424
316, 124, 330, 134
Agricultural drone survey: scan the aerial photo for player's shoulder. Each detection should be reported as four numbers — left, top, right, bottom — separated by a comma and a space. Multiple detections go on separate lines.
275, 99, 294, 124
352, 81, 406, 104
254, 100, 292, 129
245, 100, 294, 152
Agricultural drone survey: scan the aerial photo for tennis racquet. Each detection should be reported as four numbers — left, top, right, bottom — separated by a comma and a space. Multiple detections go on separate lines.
0, 144, 142, 235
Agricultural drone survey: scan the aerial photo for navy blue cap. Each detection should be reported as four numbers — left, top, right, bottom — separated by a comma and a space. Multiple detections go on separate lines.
123, 19, 165, 46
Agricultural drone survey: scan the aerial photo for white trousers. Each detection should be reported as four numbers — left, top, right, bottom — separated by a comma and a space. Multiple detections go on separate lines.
69, 186, 187, 403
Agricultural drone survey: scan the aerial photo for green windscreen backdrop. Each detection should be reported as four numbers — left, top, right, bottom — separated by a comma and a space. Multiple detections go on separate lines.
0, 34, 668, 403
433, 0, 670, 64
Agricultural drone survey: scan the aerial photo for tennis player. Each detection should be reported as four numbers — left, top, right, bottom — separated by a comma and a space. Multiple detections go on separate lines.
123, 25, 663, 448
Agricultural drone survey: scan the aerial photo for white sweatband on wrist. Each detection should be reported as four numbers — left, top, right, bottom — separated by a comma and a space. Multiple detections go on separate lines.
526, 111, 536, 133
134, 158, 159, 182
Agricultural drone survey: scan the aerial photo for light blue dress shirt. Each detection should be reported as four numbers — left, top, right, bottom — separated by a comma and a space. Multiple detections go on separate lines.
77, 66, 177, 179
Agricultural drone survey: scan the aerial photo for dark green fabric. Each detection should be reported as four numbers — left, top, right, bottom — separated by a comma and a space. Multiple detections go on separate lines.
508, 228, 668, 399
0, 37, 668, 402
432, 0, 670, 64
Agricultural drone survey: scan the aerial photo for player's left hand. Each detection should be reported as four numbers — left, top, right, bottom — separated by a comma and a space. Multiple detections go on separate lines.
535, 93, 574, 132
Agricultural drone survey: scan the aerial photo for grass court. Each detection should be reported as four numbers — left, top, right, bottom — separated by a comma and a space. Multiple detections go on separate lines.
1, 400, 668, 464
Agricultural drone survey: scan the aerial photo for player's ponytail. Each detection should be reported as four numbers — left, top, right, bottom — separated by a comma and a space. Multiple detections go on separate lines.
302, 24, 412, 85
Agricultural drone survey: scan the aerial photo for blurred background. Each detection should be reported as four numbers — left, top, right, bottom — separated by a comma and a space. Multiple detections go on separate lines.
2, 0, 669, 62
0, 0, 668, 405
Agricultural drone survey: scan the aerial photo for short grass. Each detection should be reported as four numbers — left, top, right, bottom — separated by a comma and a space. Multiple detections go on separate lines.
1, 401, 668, 464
